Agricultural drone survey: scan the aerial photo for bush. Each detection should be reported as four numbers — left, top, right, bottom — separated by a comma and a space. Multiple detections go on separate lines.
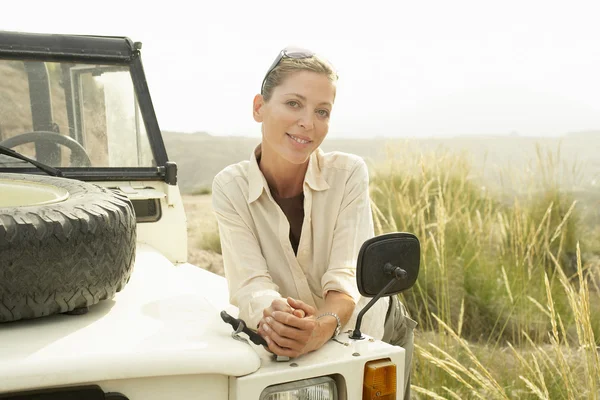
191, 186, 212, 196
197, 225, 222, 254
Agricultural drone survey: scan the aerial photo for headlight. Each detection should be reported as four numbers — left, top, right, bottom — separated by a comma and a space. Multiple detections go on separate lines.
259, 376, 338, 400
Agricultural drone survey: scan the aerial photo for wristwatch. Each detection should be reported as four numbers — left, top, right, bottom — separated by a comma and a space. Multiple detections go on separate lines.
317, 312, 342, 338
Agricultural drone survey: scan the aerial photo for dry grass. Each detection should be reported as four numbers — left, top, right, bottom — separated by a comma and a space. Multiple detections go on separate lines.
182, 194, 223, 276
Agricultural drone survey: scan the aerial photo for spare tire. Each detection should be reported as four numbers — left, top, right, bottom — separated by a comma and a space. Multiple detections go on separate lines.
0, 173, 136, 323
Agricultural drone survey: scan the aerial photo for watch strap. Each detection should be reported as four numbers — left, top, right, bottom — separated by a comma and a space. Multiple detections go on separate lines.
317, 312, 342, 338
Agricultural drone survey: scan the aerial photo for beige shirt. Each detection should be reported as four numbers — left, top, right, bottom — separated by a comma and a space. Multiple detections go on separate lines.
212, 145, 388, 339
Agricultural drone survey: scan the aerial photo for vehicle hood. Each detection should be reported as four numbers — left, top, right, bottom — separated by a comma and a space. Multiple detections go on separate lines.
0, 244, 260, 393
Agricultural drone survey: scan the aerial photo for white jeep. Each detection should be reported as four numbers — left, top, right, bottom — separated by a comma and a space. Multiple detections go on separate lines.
0, 31, 419, 400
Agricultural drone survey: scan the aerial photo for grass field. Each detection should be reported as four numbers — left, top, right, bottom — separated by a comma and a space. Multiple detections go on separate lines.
182, 140, 600, 399
368, 142, 600, 399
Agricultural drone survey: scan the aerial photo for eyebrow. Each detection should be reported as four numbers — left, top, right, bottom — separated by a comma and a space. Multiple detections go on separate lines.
284, 93, 332, 108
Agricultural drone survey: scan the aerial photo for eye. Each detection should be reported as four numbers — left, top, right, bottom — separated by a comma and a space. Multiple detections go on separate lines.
287, 100, 300, 108
317, 109, 330, 118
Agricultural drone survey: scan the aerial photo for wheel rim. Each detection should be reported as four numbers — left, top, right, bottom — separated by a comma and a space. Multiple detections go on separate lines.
0, 178, 70, 207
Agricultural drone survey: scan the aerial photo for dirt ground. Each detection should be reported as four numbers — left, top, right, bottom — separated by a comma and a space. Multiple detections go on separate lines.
182, 194, 225, 276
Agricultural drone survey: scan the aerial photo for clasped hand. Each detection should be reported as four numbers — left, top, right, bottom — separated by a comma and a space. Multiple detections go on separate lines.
257, 297, 331, 358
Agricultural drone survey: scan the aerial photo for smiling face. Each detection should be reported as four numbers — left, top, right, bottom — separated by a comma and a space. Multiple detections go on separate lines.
253, 70, 336, 166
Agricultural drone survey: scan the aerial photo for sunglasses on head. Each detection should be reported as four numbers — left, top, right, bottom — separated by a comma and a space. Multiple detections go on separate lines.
260, 46, 315, 95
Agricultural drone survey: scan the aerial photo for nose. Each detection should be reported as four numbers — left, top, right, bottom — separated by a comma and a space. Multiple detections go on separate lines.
298, 110, 315, 130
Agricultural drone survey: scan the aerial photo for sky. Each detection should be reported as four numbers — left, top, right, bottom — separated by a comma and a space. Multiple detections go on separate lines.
3, 0, 600, 139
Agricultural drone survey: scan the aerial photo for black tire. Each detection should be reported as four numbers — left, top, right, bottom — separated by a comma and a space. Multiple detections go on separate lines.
0, 173, 136, 323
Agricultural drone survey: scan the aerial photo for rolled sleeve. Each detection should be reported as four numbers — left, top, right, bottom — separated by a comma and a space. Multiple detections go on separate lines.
321, 158, 374, 303
212, 176, 282, 328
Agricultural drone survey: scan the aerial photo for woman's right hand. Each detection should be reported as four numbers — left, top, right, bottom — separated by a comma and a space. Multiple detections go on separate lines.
258, 297, 323, 357
257, 298, 305, 354
260, 298, 306, 325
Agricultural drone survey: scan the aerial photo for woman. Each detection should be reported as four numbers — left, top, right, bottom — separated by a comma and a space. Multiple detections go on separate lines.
212, 47, 416, 398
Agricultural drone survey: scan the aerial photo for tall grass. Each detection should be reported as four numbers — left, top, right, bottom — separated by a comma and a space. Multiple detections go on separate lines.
369, 141, 600, 398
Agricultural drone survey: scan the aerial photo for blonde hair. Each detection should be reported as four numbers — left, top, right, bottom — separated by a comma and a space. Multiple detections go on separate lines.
262, 55, 338, 102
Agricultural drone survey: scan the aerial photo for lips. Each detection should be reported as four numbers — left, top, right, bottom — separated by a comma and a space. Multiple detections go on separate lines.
286, 133, 312, 144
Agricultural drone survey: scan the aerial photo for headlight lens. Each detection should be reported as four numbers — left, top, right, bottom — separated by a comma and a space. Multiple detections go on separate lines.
259, 376, 338, 400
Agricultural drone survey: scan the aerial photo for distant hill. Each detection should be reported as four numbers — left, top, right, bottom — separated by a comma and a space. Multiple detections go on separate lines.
163, 131, 600, 194
163, 132, 259, 193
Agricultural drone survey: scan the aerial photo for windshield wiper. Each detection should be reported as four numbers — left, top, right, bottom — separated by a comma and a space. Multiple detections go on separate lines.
0, 145, 63, 177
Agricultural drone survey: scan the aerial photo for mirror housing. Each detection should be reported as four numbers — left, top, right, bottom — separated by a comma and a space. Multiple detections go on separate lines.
357, 232, 420, 297
350, 232, 420, 340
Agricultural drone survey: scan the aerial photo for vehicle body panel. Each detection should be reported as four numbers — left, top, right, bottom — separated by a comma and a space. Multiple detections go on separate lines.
100, 375, 229, 400
96, 181, 189, 263
231, 338, 405, 400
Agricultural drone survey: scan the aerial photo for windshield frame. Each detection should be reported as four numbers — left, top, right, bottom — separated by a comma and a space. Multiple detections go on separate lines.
0, 31, 173, 184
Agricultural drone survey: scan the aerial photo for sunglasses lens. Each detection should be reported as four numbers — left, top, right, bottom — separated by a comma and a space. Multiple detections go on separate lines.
283, 47, 315, 59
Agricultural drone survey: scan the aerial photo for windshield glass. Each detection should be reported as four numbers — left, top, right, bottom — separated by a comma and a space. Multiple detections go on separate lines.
0, 59, 154, 169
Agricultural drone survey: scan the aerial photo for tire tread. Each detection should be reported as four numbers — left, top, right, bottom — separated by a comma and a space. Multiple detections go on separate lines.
0, 174, 136, 323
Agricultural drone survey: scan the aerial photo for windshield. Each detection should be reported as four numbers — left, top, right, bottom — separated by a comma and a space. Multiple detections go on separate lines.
0, 59, 154, 169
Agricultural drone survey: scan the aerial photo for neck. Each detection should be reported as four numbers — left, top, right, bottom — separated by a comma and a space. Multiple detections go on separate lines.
259, 145, 308, 199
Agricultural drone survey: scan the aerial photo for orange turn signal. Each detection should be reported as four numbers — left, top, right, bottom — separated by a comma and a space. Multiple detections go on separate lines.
363, 358, 397, 400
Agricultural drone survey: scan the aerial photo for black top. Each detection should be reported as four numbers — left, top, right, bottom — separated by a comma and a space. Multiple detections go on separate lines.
272, 191, 305, 255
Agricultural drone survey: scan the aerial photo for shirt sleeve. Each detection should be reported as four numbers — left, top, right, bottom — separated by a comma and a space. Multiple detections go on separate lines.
321, 157, 374, 303
212, 176, 282, 329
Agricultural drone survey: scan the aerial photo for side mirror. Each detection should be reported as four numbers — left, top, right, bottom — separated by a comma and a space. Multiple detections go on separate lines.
350, 232, 420, 340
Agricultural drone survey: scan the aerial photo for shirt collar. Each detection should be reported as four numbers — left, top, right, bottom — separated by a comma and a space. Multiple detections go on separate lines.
247, 145, 267, 204
247, 145, 330, 204
304, 148, 330, 192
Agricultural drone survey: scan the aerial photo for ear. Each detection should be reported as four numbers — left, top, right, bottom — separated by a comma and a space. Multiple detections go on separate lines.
253, 94, 265, 123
